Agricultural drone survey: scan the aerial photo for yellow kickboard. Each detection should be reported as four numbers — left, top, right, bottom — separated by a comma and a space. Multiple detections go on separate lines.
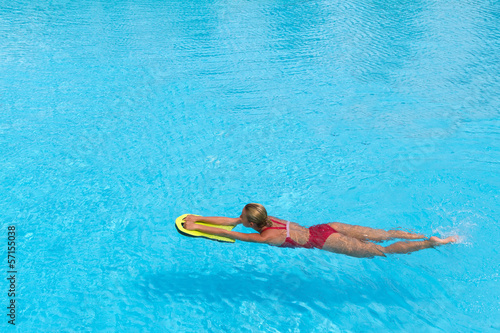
175, 214, 235, 243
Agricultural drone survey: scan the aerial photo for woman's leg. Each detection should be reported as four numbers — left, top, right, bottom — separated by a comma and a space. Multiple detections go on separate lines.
329, 222, 426, 242
322, 234, 457, 258
384, 236, 457, 254
321, 233, 387, 258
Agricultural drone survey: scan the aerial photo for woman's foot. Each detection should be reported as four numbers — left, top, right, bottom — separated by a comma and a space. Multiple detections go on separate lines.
429, 236, 458, 245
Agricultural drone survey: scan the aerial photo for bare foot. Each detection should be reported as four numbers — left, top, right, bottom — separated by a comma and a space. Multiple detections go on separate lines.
429, 236, 458, 245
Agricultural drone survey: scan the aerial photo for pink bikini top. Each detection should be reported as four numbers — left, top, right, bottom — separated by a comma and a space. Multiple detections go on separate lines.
263, 218, 313, 248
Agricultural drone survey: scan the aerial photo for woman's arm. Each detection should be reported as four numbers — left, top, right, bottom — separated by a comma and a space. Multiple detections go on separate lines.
184, 215, 241, 226
184, 221, 269, 243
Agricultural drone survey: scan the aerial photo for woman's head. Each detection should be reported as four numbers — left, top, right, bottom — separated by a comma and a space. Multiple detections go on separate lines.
242, 203, 271, 229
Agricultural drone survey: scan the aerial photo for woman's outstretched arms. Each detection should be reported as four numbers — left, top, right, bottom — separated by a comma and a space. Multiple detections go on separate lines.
183, 220, 270, 243
184, 215, 241, 226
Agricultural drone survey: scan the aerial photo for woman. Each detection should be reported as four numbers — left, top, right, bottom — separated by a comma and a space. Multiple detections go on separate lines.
183, 203, 457, 258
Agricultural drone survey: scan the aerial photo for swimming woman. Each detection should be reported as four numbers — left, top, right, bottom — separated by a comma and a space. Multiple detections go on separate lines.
183, 203, 457, 258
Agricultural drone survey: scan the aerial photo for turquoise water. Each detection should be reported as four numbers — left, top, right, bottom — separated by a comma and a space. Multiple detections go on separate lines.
1, 0, 499, 331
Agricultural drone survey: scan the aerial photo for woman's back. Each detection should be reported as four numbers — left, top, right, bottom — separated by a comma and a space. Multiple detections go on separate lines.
268, 216, 310, 246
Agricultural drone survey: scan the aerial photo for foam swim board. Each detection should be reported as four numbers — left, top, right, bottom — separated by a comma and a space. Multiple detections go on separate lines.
175, 214, 236, 243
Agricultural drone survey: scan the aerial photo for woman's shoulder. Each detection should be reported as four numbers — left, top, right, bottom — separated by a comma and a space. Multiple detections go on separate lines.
270, 217, 307, 231
268, 216, 288, 223
269, 216, 303, 226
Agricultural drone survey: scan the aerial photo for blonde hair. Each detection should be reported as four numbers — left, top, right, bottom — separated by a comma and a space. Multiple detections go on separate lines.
244, 203, 272, 228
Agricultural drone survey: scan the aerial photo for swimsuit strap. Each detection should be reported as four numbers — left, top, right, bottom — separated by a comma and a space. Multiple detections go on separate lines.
270, 218, 286, 226
271, 218, 290, 237
263, 218, 287, 230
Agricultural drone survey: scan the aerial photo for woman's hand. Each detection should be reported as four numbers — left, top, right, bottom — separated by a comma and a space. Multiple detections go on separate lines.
183, 215, 200, 230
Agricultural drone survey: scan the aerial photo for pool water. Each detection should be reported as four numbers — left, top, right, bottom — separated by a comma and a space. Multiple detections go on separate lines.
1, 0, 499, 331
